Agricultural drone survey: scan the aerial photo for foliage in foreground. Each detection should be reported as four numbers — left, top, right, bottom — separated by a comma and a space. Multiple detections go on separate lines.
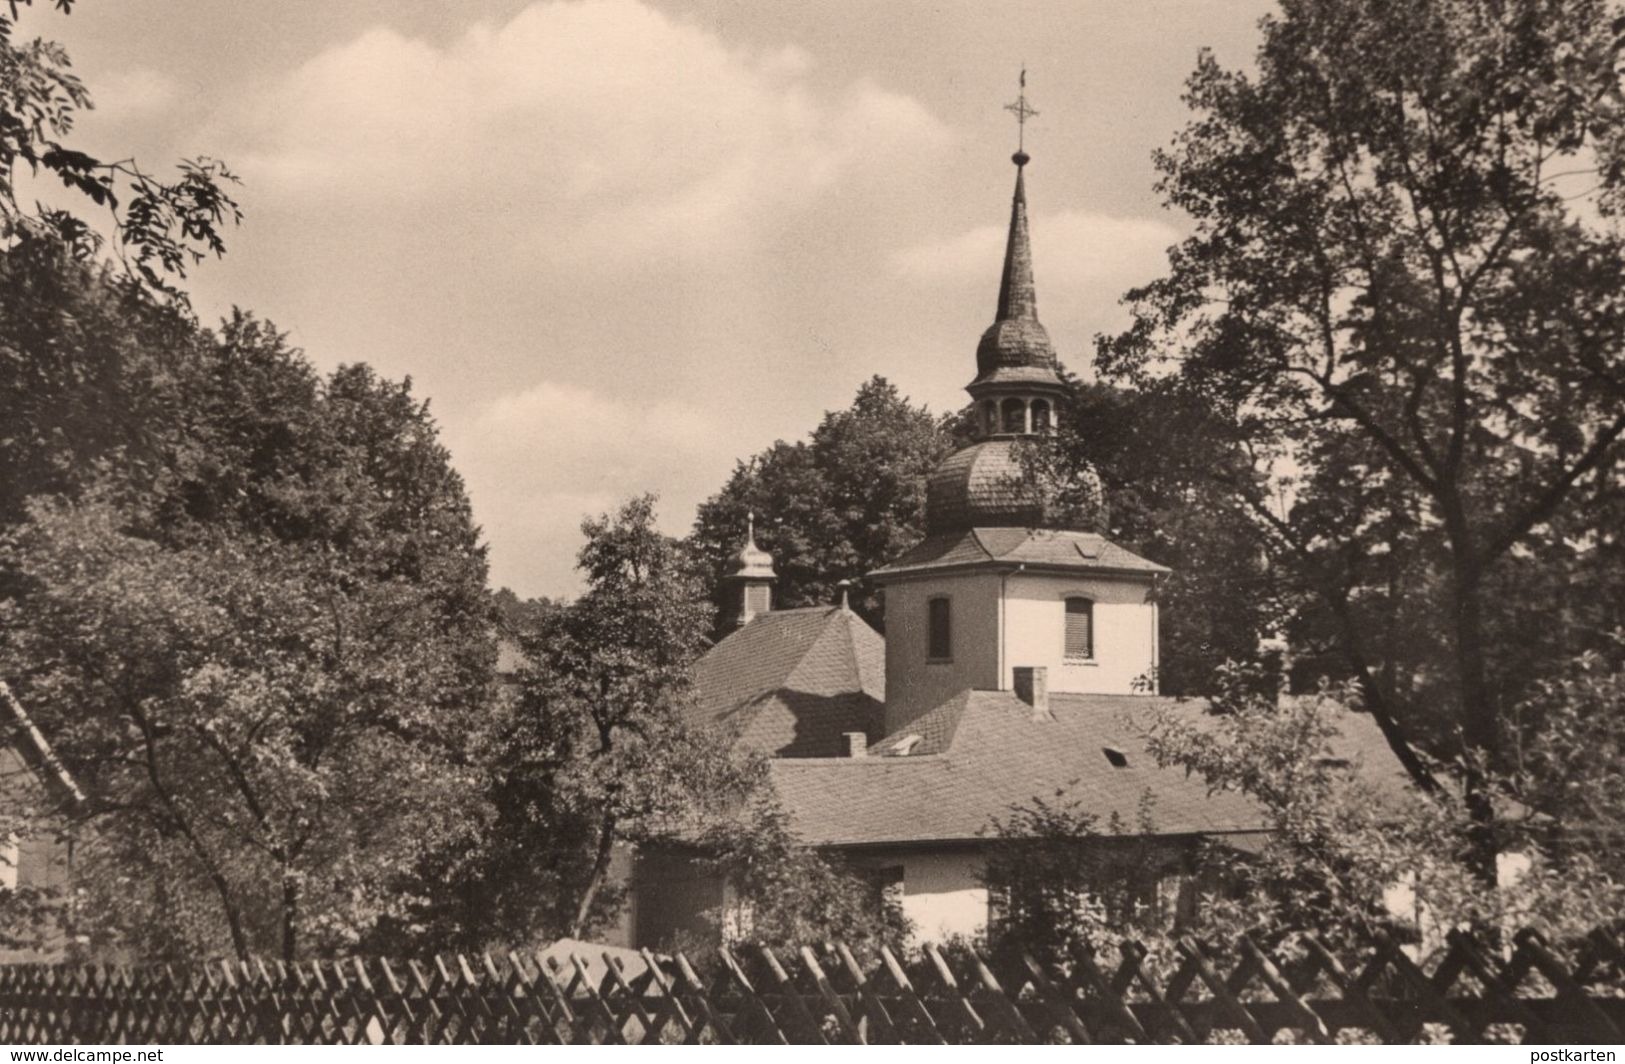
694, 797, 911, 955
0, 246, 497, 961
983, 656, 1625, 972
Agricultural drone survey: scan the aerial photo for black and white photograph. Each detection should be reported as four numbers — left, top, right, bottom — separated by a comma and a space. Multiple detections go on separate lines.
0, 0, 1623, 1048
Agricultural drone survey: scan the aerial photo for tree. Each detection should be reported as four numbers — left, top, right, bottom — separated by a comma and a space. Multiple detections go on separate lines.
0, 266, 497, 960
980, 791, 1168, 970
3, 501, 490, 961
1140, 672, 1625, 956
0, 236, 204, 537
1100, 0, 1625, 876
496, 496, 761, 940
691, 377, 952, 629
2, 1, 239, 303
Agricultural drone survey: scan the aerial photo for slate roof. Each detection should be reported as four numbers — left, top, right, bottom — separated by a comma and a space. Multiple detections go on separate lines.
690, 606, 885, 758
921, 440, 1046, 532
872, 526, 1170, 579
975, 320, 1059, 379
768, 691, 1411, 847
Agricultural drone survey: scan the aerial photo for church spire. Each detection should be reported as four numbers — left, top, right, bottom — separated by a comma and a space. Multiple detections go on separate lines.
995, 163, 1038, 324
966, 70, 1067, 439
996, 69, 1040, 324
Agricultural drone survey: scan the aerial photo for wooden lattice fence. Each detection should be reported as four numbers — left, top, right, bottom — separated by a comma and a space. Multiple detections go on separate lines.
0, 926, 1621, 1044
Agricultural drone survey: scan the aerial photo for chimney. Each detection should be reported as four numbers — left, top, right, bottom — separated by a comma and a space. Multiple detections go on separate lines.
1013, 666, 1051, 721
843, 732, 868, 758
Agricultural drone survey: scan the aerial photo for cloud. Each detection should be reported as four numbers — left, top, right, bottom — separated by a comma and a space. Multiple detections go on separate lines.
211, 0, 950, 262
92, 68, 179, 121
890, 209, 1179, 295
444, 380, 727, 595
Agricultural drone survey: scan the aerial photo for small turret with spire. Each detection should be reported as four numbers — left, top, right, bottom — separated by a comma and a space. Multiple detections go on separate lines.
722, 512, 777, 628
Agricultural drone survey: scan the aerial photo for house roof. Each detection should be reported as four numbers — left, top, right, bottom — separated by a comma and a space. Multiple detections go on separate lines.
768, 691, 1411, 847
689, 606, 885, 758
872, 527, 1170, 580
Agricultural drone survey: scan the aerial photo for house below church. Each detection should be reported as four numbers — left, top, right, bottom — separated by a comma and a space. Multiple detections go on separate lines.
622, 135, 1411, 950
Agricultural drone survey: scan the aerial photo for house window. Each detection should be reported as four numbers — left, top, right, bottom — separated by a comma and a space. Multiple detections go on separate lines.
1031, 399, 1052, 433
1064, 597, 1094, 660
1001, 397, 1027, 434
927, 597, 952, 660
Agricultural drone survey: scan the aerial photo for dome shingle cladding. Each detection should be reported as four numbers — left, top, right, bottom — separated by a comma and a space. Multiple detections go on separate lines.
925, 438, 1046, 533
975, 317, 1057, 379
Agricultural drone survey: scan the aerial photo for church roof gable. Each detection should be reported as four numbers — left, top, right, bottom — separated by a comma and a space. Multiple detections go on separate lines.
690, 606, 885, 758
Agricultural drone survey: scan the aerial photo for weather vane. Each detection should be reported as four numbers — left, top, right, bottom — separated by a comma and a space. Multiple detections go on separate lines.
1004, 67, 1038, 159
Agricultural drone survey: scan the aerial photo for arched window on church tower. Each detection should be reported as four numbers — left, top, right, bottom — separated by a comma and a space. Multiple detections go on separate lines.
1031, 399, 1052, 433
983, 401, 998, 435
1001, 397, 1027, 434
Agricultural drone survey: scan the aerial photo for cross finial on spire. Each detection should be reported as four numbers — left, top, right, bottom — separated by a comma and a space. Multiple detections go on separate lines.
1004, 66, 1037, 163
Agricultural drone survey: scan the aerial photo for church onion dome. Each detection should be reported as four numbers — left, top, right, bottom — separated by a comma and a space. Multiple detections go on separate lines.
925, 438, 1047, 533
726, 512, 777, 580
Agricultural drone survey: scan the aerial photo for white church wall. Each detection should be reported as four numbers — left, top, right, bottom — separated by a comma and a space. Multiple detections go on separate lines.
1003, 573, 1157, 695
880, 572, 1004, 734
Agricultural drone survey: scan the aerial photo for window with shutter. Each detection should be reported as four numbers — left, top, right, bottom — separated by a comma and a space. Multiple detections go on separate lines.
927, 597, 952, 660
1064, 597, 1094, 660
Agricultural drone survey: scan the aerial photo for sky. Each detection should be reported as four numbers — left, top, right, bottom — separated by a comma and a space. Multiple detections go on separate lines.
26, 0, 1275, 599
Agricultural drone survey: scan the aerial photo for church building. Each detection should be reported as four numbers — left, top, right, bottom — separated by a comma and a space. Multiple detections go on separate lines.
635, 133, 1405, 948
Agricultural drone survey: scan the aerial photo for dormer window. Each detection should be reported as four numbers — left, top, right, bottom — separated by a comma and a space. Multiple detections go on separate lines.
1064, 596, 1094, 660
927, 596, 952, 661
